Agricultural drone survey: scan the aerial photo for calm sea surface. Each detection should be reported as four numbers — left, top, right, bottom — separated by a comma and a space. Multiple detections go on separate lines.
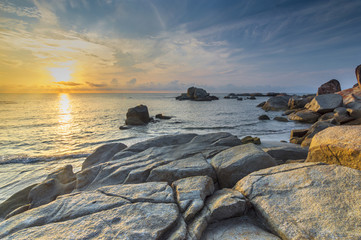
0, 93, 310, 202
0, 93, 311, 164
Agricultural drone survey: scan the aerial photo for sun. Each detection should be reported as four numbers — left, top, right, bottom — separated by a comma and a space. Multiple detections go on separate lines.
49, 67, 73, 82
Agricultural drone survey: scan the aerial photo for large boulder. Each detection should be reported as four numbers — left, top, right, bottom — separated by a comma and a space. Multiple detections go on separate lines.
288, 109, 321, 123
234, 163, 361, 240
305, 93, 343, 114
306, 125, 361, 171
125, 104, 150, 125
317, 79, 341, 95
210, 144, 277, 188
262, 95, 291, 111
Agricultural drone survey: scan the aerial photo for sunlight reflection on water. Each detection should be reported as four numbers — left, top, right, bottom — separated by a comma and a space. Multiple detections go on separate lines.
58, 93, 72, 133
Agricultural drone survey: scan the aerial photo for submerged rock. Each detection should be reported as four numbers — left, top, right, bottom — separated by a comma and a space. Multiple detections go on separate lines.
258, 114, 270, 120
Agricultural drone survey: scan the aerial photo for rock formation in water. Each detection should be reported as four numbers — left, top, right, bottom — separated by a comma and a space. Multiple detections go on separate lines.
176, 87, 219, 101
125, 104, 151, 125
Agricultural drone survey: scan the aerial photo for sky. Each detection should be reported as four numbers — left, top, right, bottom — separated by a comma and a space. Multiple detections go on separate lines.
1, 0, 361, 93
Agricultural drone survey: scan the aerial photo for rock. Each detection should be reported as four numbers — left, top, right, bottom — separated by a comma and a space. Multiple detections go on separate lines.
306, 125, 361, 170
317, 79, 341, 95
176, 87, 218, 101
0, 165, 76, 219
344, 117, 361, 125
82, 143, 127, 170
262, 95, 291, 111
346, 101, 361, 119
290, 129, 308, 138
234, 163, 361, 240
0, 184, 37, 220
356, 64, 361, 87
188, 188, 249, 239
288, 109, 321, 123
240, 136, 261, 145
176, 93, 191, 100
288, 96, 313, 109
256, 101, 266, 107
337, 86, 361, 105
273, 116, 288, 122
305, 94, 343, 114
318, 112, 335, 122
260, 141, 308, 164
333, 107, 355, 124
125, 104, 150, 125
119, 125, 129, 130
147, 153, 217, 184
237, 97, 243, 101
0, 182, 179, 239
248, 96, 256, 100
155, 113, 172, 120
283, 109, 296, 115
204, 189, 248, 223
224, 93, 238, 99
289, 128, 309, 144
259, 114, 270, 120
201, 216, 281, 240
172, 176, 214, 223
28, 165, 76, 209
76, 133, 241, 191
301, 121, 334, 147
210, 144, 277, 188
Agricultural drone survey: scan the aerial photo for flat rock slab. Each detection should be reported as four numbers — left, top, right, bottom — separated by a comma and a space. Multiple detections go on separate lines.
0, 182, 177, 239
234, 163, 361, 240
306, 125, 361, 170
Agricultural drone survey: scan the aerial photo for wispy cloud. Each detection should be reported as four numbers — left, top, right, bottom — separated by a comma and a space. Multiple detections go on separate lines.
55, 81, 82, 86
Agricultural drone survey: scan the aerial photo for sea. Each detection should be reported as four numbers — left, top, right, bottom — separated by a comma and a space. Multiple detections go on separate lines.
0, 93, 310, 203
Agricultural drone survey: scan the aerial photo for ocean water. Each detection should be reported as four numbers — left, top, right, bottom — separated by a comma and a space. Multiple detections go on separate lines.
0, 93, 310, 202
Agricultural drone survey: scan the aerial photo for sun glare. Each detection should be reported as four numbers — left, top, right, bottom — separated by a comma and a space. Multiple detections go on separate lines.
49, 67, 73, 82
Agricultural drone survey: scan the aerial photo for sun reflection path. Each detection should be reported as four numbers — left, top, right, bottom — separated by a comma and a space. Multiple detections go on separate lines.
58, 93, 72, 130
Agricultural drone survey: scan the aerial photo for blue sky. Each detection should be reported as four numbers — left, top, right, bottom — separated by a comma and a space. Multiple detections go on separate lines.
1, 0, 361, 93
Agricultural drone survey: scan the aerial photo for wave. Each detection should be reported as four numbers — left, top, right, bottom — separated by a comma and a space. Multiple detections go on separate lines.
183, 126, 238, 130
0, 152, 89, 165
0, 101, 17, 104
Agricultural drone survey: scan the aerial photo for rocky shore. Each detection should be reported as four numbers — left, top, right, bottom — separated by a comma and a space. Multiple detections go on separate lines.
1, 67, 361, 239
0, 129, 360, 239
